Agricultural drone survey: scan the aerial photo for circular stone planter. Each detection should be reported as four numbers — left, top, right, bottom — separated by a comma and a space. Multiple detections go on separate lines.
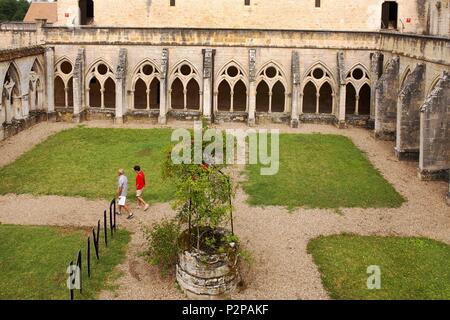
176, 231, 240, 300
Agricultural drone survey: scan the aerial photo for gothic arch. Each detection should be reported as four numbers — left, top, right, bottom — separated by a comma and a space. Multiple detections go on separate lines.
169, 60, 201, 111
256, 61, 288, 113
345, 64, 371, 115
215, 60, 248, 112
400, 66, 411, 90
29, 58, 45, 111
427, 75, 442, 97
54, 57, 74, 108
1, 63, 22, 121
301, 62, 336, 114
130, 59, 161, 110
86, 59, 116, 109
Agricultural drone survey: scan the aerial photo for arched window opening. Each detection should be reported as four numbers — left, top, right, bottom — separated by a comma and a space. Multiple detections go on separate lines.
149, 78, 160, 110
2, 64, 22, 121
272, 81, 286, 113
233, 80, 247, 112
302, 82, 316, 114
256, 63, 287, 113
171, 78, 184, 110
186, 79, 200, 110
54, 76, 66, 107
131, 61, 161, 110
358, 84, 371, 115
86, 61, 115, 109
302, 63, 336, 115
216, 63, 248, 112
54, 59, 73, 108
103, 78, 116, 109
217, 80, 231, 111
170, 62, 201, 111
345, 83, 357, 115
256, 81, 270, 112
89, 77, 101, 108
134, 78, 147, 110
319, 82, 333, 114
345, 65, 371, 116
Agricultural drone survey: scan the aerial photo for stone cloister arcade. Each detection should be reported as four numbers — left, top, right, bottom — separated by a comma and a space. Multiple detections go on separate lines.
0, 48, 47, 141
0, 43, 448, 203
49, 48, 377, 129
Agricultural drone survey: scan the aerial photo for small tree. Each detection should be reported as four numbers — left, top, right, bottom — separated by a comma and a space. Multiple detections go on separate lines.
163, 125, 235, 253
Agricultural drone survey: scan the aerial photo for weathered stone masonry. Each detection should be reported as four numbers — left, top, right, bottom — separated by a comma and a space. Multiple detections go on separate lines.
419, 71, 450, 180
395, 63, 426, 160
375, 56, 400, 140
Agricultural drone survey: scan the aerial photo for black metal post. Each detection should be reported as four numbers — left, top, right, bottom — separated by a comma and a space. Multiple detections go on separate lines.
92, 227, 99, 260
104, 210, 108, 247
113, 199, 117, 231
76, 251, 82, 294
69, 261, 74, 301
87, 237, 91, 277
109, 207, 113, 237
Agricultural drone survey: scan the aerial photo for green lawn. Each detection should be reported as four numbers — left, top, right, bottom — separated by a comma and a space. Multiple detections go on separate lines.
0, 127, 175, 203
0, 224, 130, 300
243, 134, 404, 209
307, 234, 450, 300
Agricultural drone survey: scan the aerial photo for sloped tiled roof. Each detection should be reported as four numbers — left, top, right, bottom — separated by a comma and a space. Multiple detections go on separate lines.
23, 2, 58, 24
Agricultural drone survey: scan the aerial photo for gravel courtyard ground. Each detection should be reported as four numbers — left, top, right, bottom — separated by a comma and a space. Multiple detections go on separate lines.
0, 120, 448, 300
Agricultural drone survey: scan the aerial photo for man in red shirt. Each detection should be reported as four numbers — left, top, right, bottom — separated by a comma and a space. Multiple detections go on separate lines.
134, 165, 150, 211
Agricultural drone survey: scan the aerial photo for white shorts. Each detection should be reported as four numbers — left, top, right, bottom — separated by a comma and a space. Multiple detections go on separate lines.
118, 196, 127, 206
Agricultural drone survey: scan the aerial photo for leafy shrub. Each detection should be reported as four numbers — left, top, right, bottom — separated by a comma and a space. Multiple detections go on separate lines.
144, 219, 180, 276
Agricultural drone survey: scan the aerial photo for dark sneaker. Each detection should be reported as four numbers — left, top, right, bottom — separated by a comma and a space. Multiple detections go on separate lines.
127, 213, 134, 220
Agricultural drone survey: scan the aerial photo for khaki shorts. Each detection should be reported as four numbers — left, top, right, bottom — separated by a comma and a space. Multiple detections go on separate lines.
136, 189, 144, 197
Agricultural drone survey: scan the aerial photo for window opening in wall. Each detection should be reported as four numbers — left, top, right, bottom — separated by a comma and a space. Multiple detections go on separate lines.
79, 0, 94, 25
381, 1, 398, 30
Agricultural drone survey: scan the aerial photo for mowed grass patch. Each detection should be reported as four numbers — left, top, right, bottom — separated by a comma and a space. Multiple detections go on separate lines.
0, 224, 130, 300
243, 134, 404, 209
307, 234, 450, 300
0, 127, 175, 203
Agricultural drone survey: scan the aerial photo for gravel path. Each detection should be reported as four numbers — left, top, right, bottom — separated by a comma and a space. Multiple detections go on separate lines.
0, 121, 448, 300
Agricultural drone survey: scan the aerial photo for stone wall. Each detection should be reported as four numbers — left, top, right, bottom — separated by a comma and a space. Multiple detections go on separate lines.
375, 56, 400, 140
419, 71, 450, 180
395, 63, 426, 159
55, 0, 424, 33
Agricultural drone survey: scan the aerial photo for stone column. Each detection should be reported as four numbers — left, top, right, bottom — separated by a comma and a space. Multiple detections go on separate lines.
45, 46, 55, 120
374, 56, 399, 140
370, 52, 384, 124
202, 49, 215, 123
72, 48, 85, 123
248, 49, 257, 127
337, 51, 346, 128
158, 48, 169, 124
395, 63, 426, 160
419, 71, 450, 181
115, 48, 127, 124
291, 51, 300, 128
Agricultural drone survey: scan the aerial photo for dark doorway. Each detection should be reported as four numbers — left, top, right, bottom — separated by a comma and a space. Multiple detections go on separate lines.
79, 0, 94, 25
381, 1, 398, 30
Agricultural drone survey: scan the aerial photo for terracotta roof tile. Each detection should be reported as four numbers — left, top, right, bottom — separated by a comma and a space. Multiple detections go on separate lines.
23, 3, 58, 24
